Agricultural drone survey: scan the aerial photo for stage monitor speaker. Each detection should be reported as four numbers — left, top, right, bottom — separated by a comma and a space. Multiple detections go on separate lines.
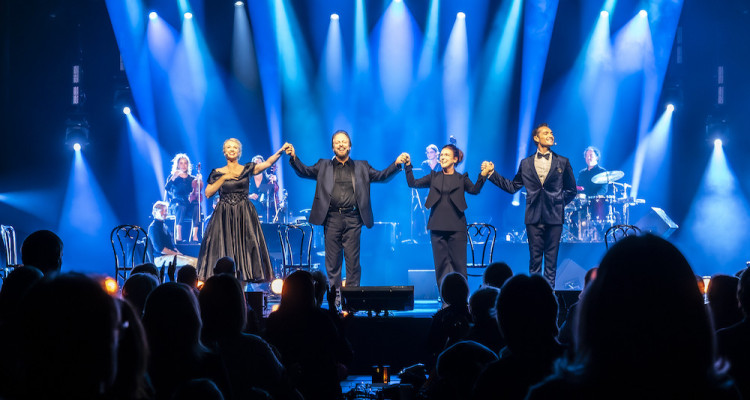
341, 286, 414, 313
635, 207, 678, 238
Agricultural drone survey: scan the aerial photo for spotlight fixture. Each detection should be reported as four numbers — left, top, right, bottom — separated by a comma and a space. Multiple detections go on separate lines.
73, 143, 82, 152
600, 10, 609, 17
271, 278, 284, 294
65, 116, 90, 151
149, 11, 157, 20
235, 1, 244, 6
511, 200, 520, 206
457, 12, 465, 19
639, 10, 647, 17
331, 13, 339, 20
122, 106, 131, 115
714, 138, 722, 147
666, 104, 674, 112
184, 12, 193, 19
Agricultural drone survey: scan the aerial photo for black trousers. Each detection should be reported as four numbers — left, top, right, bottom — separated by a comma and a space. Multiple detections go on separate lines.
526, 224, 563, 287
324, 210, 363, 289
430, 230, 467, 289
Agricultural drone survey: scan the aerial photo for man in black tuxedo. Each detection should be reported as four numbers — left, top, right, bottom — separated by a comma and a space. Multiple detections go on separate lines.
485, 123, 577, 287
286, 131, 408, 304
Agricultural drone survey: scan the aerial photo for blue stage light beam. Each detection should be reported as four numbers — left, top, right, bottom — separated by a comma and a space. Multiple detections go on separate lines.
417, 0, 440, 81
353, 0, 370, 76
320, 13, 349, 133
580, 8, 614, 150
57, 151, 119, 273
477, 0, 541, 205
232, 2, 258, 90
0, 190, 60, 223
126, 113, 166, 200
376, 0, 418, 111
630, 105, 673, 205
146, 15, 179, 74
443, 12, 470, 164
677, 141, 750, 274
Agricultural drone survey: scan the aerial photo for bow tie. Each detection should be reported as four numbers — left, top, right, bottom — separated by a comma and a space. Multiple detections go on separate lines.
536, 152, 550, 160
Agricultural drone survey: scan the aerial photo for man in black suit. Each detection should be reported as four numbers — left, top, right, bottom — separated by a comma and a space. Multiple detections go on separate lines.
286, 131, 408, 304
485, 123, 577, 287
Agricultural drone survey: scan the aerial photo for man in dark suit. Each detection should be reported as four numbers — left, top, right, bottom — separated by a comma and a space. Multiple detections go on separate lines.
286, 131, 408, 305
485, 123, 577, 287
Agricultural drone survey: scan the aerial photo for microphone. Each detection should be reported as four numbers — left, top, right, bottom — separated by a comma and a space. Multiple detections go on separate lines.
449, 135, 457, 145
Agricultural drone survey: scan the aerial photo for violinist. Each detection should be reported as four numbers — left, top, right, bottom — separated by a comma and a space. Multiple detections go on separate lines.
165, 153, 203, 242
249, 154, 279, 221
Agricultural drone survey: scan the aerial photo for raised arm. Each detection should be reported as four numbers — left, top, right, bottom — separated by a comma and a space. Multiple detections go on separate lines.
286, 144, 320, 179
253, 143, 291, 175
404, 155, 432, 188
488, 161, 524, 194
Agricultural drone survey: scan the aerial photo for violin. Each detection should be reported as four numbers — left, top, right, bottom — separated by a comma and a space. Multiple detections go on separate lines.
189, 162, 202, 203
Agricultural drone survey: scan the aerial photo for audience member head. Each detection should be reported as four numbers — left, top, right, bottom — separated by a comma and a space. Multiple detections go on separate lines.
707, 274, 743, 330
198, 274, 247, 343
576, 234, 717, 382
738, 268, 750, 316
441, 272, 469, 307
482, 262, 513, 289
177, 266, 199, 288
109, 298, 152, 400
131, 262, 159, 278
0, 266, 43, 323
311, 269, 328, 307
142, 282, 203, 354
172, 379, 226, 400
213, 257, 236, 276
278, 270, 316, 313
496, 274, 558, 351
122, 272, 160, 316
19, 273, 119, 398
436, 341, 498, 397
20, 230, 63, 275
584, 267, 598, 289
469, 287, 500, 324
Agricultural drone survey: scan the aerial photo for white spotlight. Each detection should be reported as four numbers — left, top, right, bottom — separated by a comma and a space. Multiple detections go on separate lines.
271, 278, 284, 295
235, 1, 243, 6
639, 10, 647, 18
122, 106, 131, 115
457, 12, 466, 19
714, 138, 722, 147
666, 104, 674, 112
394, 0, 402, 3
184, 12, 193, 19
73, 143, 82, 152
511, 200, 520, 207
148, 11, 157, 20
600, 10, 609, 18
331, 13, 339, 20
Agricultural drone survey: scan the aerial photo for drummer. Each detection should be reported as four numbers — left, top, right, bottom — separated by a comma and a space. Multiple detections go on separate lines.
576, 146, 608, 196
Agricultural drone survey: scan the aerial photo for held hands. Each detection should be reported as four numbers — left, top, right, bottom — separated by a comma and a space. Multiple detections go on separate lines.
480, 161, 495, 177
285, 143, 296, 158
396, 153, 410, 165
249, 193, 259, 200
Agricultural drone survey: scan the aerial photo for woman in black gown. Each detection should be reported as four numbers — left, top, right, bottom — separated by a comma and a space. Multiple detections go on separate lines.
404, 144, 491, 288
197, 138, 290, 282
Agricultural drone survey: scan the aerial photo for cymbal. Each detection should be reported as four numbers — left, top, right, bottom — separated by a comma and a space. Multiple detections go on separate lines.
591, 170, 624, 184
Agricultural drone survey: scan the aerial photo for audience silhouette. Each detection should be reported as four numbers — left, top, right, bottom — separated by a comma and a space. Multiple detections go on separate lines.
708, 274, 743, 330
426, 272, 472, 367
20, 229, 63, 275
482, 262, 513, 289
464, 287, 505, 354
473, 274, 565, 400
526, 234, 739, 399
142, 282, 231, 400
716, 268, 750, 399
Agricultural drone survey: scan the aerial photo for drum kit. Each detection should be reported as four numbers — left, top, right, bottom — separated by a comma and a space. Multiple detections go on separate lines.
564, 170, 645, 242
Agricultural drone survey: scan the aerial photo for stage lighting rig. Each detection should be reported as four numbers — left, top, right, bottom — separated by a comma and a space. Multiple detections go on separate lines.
65, 115, 90, 150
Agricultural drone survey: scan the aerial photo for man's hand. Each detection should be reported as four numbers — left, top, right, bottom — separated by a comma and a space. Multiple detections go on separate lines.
481, 161, 495, 177
285, 144, 296, 158
396, 152, 410, 165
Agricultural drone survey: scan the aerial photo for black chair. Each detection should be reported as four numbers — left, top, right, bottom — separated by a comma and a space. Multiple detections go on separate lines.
110, 225, 150, 285
604, 224, 641, 249
466, 223, 497, 277
1, 225, 19, 281
277, 222, 317, 278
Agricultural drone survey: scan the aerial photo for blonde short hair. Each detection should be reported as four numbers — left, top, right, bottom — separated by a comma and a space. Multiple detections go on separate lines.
223, 138, 242, 159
